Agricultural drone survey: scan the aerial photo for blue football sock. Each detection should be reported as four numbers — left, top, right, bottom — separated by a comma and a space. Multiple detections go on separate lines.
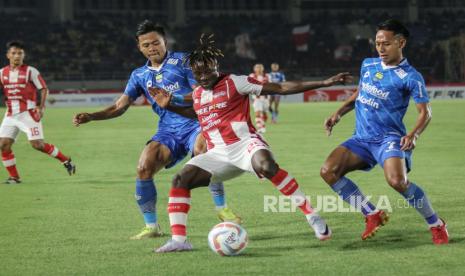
209, 182, 226, 210
331, 177, 377, 216
135, 179, 157, 227
400, 182, 439, 226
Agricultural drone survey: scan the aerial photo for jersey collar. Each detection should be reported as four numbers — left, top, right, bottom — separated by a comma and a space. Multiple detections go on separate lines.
145, 51, 171, 72
380, 58, 408, 70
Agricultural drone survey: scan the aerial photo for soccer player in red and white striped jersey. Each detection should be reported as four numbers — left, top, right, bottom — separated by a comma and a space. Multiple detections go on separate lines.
0, 41, 75, 184
249, 63, 269, 134
151, 35, 352, 253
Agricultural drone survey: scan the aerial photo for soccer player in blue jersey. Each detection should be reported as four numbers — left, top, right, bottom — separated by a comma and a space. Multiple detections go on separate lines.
320, 19, 449, 244
73, 20, 240, 240
268, 63, 286, 123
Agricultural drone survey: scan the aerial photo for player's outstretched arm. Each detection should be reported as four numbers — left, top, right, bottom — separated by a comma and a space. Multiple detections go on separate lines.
148, 87, 198, 120
260, 72, 352, 96
73, 94, 132, 126
324, 88, 359, 136
400, 103, 432, 151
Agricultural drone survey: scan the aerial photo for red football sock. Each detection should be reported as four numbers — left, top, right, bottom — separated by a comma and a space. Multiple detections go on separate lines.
270, 168, 314, 215
42, 143, 69, 163
168, 187, 191, 242
2, 150, 20, 178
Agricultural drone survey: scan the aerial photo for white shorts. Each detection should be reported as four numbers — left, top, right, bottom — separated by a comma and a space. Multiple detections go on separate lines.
187, 136, 271, 183
0, 110, 44, 140
253, 97, 270, 112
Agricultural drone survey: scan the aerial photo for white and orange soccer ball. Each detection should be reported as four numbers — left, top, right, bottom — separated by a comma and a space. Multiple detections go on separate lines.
208, 222, 248, 256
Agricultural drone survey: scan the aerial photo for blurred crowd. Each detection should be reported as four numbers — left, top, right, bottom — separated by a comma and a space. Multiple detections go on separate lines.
0, 10, 464, 82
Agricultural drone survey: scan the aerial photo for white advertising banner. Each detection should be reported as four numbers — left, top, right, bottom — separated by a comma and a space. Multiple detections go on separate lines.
46, 93, 121, 107
427, 85, 465, 99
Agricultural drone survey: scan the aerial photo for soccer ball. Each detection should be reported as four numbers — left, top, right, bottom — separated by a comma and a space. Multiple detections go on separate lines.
208, 222, 248, 256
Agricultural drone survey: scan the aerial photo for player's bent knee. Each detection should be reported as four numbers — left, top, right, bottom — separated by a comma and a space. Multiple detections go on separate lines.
257, 160, 279, 179
386, 176, 408, 192
320, 163, 339, 185
136, 164, 155, 179
0, 141, 12, 152
30, 141, 44, 151
171, 173, 189, 189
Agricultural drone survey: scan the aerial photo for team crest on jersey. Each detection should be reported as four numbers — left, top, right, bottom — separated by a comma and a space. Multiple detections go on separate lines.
363, 71, 370, 78
156, 74, 163, 83
394, 68, 408, 79
375, 72, 383, 80
200, 90, 213, 105
146, 80, 152, 88
167, 58, 179, 65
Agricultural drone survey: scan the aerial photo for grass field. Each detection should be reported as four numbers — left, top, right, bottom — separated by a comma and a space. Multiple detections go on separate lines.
0, 101, 464, 275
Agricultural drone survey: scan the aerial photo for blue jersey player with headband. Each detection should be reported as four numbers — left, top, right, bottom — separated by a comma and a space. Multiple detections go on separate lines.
268, 62, 286, 123
73, 20, 240, 240
320, 19, 448, 244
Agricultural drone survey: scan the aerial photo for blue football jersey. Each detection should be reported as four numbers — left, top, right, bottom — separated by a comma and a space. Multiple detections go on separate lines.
354, 57, 429, 140
124, 51, 198, 132
268, 71, 286, 83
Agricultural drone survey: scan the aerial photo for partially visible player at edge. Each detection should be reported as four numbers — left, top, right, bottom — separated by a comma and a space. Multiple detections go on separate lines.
0, 41, 75, 184
321, 19, 449, 244
150, 34, 352, 253
268, 62, 286, 123
72, 21, 240, 240
249, 63, 269, 134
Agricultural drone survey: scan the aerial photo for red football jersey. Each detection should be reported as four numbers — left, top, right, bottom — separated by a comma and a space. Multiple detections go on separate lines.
0, 65, 46, 115
192, 74, 264, 149
249, 73, 269, 84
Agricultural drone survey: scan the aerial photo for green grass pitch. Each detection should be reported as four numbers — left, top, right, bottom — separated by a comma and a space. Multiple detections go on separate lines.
0, 101, 464, 275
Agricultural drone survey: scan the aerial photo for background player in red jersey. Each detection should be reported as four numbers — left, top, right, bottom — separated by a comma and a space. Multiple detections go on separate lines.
150, 34, 352, 253
249, 63, 269, 133
0, 41, 75, 184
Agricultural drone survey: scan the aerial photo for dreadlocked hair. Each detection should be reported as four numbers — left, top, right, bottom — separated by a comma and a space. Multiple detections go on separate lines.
185, 33, 224, 67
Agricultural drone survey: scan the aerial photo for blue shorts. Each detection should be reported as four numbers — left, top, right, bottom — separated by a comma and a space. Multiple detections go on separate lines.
149, 124, 201, 169
341, 136, 412, 172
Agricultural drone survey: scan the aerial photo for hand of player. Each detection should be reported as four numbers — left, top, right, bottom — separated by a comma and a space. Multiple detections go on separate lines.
323, 72, 353, 87
148, 87, 172, 108
34, 107, 44, 119
324, 114, 341, 136
73, 113, 92, 126
400, 134, 417, 151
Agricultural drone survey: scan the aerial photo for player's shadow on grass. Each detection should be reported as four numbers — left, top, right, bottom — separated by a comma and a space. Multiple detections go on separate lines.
74, 179, 124, 186
233, 251, 280, 258
339, 229, 433, 251
449, 237, 465, 244
252, 230, 316, 241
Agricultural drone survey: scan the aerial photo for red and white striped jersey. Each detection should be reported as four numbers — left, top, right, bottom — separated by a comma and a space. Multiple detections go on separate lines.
192, 74, 264, 149
248, 73, 268, 100
248, 73, 269, 84
0, 65, 47, 116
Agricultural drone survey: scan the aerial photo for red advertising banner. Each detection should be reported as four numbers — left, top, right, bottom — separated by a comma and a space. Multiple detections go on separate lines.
303, 87, 357, 102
